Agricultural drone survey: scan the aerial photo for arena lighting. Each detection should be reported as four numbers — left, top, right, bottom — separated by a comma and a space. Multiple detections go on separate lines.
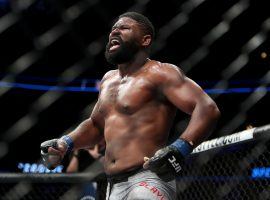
251, 167, 270, 178
17, 163, 63, 173
0, 81, 269, 94
204, 87, 270, 94
260, 52, 268, 59
15, 162, 270, 178
0, 81, 99, 92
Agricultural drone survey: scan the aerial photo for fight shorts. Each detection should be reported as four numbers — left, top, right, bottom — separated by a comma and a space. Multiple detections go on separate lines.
106, 167, 176, 200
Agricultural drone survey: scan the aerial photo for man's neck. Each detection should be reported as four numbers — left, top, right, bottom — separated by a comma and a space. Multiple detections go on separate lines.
118, 52, 149, 77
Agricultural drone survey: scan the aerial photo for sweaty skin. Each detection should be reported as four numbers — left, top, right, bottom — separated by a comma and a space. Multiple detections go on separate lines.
100, 61, 177, 174
48, 17, 220, 175
68, 60, 218, 175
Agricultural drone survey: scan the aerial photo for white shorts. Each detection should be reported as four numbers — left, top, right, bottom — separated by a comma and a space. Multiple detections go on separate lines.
106, 168, 176, 200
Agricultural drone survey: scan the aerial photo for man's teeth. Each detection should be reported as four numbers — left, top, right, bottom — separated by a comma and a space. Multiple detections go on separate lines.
111, 39, 119, 45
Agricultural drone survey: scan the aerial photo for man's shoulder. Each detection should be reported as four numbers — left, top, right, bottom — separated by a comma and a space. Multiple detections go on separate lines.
146, 60, 185, 82
101, 70, 118, 82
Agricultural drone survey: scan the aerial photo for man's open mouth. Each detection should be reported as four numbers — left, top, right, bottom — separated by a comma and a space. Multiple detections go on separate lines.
109, 38, 121, 51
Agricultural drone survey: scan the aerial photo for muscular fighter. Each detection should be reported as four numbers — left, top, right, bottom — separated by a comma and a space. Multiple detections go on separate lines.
41, 12, 220, 199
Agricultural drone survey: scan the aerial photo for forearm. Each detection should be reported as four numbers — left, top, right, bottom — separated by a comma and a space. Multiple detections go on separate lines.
67, 118, 103, 150
180, 101, 220, 147
41, 118, 103, 170
66, 156, 79, 173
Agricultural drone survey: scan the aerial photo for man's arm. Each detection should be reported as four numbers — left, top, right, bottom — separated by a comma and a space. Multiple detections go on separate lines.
66, 101, 104, 150
143, 64, 220, 175
66, 150, 80, 173
40, 70, 114, 169
58, 70, 116, 150
160, 64, 220, 147
40, 101, 104, 169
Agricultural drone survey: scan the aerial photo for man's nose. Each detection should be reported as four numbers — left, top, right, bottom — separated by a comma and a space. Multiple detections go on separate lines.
110, 28, 120, 37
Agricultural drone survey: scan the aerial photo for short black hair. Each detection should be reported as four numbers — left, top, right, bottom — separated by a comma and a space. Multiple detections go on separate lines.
119, 12, 155, 40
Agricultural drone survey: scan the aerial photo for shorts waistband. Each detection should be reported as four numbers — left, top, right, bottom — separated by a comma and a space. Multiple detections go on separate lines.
107, 167, 145, 184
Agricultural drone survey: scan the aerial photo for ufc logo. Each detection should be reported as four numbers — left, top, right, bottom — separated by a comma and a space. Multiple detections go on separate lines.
168, 156, 181, 172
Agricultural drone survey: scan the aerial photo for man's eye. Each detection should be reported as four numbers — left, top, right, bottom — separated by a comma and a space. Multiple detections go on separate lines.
111, 26, 129, 32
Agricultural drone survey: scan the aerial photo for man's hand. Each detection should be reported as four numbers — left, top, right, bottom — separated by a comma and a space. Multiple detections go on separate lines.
143, 138, 193, 176
143, 146, 184, 175
40, 138, 69, 170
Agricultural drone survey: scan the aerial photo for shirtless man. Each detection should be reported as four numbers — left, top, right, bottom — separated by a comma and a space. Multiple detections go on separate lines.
41, 12, 220, 199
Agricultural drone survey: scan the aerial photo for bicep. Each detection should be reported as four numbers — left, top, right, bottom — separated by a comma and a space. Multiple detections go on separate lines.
162, 74, 210, 115
69, 101, 104, 148
90, 99, 104, 131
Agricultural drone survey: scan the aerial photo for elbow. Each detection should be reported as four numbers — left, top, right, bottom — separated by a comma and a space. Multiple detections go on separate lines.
207, 101, 221, 121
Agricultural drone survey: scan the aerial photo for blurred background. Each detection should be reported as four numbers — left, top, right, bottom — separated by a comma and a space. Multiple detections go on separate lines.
0, 0, 269, 173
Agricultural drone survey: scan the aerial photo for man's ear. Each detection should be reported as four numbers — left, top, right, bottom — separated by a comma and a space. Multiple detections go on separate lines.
141, 35, 152, 48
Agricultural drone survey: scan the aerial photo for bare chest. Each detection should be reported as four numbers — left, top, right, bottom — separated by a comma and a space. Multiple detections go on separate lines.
99, 77, 153, 115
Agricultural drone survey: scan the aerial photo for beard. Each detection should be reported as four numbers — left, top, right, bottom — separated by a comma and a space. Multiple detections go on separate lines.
105, 37, 140, 65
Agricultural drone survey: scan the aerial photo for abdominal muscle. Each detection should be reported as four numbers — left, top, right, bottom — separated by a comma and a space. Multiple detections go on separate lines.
103, 109, 174, 175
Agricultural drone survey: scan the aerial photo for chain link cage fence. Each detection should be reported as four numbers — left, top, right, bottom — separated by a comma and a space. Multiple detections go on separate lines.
178, 124, 270, 200
0, 124, 269, 200
0, 1, 269, 200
